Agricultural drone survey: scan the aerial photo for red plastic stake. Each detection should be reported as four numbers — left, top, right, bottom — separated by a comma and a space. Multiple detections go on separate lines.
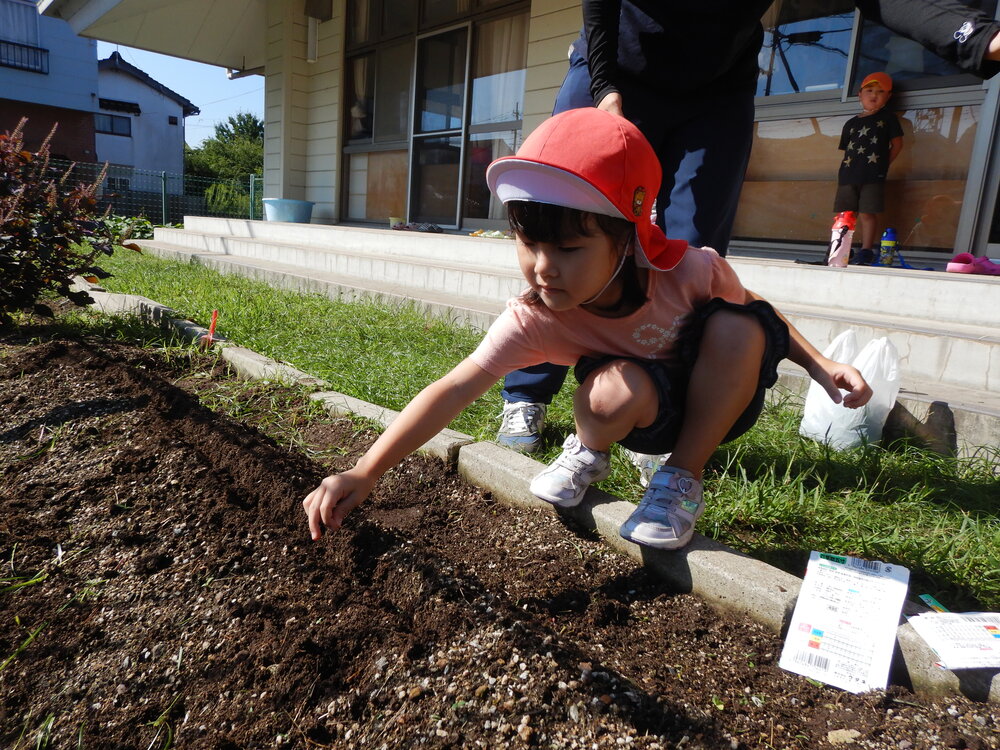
204, 309, 219, 348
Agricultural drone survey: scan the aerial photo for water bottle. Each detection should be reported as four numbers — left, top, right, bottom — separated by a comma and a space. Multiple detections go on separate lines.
878, 227, 897, 266
827, 211, 856, 267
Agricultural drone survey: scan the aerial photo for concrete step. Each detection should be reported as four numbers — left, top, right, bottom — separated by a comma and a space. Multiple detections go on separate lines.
138, 241, 505, 331
165, 217, 521, 270
729, 256, 1000, 329
141, 236, 524, 312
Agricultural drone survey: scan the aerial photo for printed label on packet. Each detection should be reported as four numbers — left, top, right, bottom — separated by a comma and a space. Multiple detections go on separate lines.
908, 612, 1000, 670
779, 551, 909, 693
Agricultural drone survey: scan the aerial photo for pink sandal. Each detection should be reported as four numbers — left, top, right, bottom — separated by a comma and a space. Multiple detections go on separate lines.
946, 252, 1000, 275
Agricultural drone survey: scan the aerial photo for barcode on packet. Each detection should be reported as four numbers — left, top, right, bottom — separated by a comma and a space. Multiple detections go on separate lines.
849, 558, 882, 573
963, 615, 999, 624
794, 650, 830, 672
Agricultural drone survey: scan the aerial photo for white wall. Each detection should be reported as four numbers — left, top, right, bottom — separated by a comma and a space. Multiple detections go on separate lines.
96, 69, 187, 174
524, 0, 579, 136
263, 0, 344, 223
0, 12, 97, 112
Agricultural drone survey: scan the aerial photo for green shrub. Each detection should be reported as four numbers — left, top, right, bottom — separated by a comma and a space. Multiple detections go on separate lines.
102, 214, 155, 242
0, 119, 116, 327
205, 181, 250, 216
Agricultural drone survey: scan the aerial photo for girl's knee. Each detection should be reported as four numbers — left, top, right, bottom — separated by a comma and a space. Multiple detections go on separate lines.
576, 360, 657, 421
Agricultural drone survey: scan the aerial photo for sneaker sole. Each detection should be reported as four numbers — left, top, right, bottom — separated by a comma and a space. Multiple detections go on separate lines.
497, 435, 543, 454
619, 503, 704, 550
530, 465, 611, 508
619, 524, 694, 550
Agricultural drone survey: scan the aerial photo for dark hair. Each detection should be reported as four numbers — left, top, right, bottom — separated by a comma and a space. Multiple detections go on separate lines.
506, 201, 647, 311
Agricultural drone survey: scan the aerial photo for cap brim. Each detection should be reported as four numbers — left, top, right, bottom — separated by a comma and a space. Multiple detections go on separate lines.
636, 235, 688, 271
486, 158, 627, 220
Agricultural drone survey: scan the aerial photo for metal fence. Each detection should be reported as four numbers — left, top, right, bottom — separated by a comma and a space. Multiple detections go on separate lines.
50, 159, 264, 225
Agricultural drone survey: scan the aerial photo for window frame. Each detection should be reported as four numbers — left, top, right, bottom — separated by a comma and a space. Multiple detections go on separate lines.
94, 113, 132, 137
341, 1, 528, 228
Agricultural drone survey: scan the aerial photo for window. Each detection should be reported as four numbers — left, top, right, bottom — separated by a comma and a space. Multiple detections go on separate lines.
342, 2, 528, 227
374, 42, 413, 141
95, 114, 132, 137
757, 1, 855, 97
854, 0, 999, 91
168, 115, 179, 125
732, 104, 979, 252
106, 177, 131, 192
0, 0, 39, 46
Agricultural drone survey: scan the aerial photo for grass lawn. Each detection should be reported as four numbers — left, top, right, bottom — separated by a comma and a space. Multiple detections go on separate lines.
95, 247, 1000, 611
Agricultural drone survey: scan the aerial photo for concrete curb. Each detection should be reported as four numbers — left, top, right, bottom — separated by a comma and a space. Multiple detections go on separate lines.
79, 282, 999, 703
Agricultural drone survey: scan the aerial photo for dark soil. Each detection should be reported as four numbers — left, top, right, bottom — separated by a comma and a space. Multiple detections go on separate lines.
1, 325, 998, 750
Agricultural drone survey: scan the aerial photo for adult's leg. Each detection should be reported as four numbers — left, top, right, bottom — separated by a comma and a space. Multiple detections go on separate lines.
629, 90, 755, 256
552, 48, 593, 114
502, 364, 568, 404
501, 49, 592, 407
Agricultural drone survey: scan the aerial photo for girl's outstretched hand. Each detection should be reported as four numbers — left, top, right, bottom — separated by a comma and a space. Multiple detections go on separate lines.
811, 357, 873, 409
303, 469, 374, 540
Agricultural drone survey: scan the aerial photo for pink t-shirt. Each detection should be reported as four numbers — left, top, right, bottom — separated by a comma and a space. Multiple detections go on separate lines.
469, 246, 746, 377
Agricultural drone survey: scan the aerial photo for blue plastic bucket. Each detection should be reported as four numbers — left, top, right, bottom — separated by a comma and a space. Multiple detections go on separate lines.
262, 198, 315, 223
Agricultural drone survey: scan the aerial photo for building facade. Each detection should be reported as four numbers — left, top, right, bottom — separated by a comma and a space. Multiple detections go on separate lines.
39, 0, 1000, 258
1, 0, 98, 160
96, 51, 199, 193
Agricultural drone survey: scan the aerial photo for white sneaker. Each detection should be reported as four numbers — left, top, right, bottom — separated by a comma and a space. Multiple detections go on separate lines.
619, 466, 704, 550
621, 449, 670, 488
530, 433, 611, 508
497, 401, 547, 454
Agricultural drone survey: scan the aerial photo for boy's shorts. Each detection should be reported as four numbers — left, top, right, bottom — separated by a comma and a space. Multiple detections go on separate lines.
833, 182, 885, 214
573, 298, 789, 455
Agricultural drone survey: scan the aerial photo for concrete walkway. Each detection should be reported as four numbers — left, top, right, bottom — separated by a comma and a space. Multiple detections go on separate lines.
78, 280, 1000, 703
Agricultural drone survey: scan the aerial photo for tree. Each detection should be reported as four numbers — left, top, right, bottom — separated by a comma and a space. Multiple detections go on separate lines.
185, 112, 263, 181
213, 112, 264, 144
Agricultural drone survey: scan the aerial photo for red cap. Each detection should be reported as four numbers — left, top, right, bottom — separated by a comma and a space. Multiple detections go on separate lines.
486, 108, 688, 271
860, 71, 892, 92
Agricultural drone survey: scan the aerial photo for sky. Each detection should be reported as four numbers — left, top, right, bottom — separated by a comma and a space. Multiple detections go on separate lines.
96, 41, 264, 148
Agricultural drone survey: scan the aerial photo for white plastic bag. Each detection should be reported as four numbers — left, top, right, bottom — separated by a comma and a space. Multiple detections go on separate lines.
799, 330, 900, 450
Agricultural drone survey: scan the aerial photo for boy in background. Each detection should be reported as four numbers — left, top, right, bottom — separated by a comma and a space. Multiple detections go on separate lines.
833, 71, 904, 265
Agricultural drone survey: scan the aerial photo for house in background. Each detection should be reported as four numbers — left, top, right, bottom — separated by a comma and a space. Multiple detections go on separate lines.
0, 0, 97, 160
36, 0, 1000, 259
1, 0, 197, 192
96, 50, 200, 195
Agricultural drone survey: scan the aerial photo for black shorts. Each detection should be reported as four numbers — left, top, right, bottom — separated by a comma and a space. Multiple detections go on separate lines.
833, 182, 885, 214
573, 298, 789, 455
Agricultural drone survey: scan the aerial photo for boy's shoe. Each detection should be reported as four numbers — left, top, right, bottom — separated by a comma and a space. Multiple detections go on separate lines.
851, 248, 875, 265
619, 466, 704, 550
621, 449, 670, 489
497, 401, 547, 454
529, 433, 610, 508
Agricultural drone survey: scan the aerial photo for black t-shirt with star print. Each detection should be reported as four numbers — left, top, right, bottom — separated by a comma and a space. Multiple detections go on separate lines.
837, 109, 903, 185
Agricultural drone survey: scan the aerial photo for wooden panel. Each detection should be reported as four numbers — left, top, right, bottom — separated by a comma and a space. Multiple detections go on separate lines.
366, 150, 408, 220
733, 179, 965, 251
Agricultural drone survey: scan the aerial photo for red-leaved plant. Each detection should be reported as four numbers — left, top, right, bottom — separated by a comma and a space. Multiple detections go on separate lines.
0, 118, 115, 327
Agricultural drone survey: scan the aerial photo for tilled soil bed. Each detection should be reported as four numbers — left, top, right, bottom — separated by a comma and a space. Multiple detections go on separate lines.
1, 327, 998, 750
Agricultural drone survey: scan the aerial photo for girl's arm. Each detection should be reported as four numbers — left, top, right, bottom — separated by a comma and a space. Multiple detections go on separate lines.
303, 358, 499, 540
744, 289, 872, 408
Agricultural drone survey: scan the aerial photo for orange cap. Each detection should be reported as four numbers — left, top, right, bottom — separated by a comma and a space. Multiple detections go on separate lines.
860, 71, 892, 93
